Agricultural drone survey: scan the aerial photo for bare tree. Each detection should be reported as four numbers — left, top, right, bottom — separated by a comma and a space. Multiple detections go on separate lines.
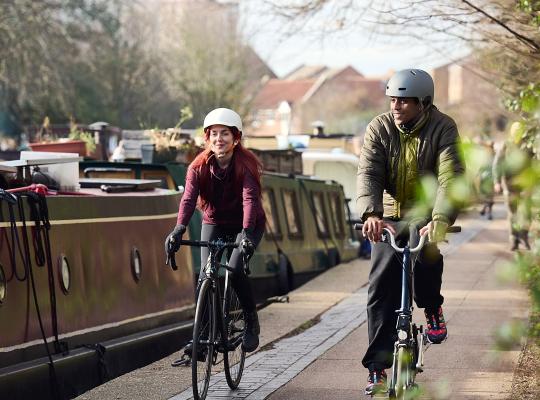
260, 0, 540, 145
0, 1, 124, 131
157, 1, 254, 127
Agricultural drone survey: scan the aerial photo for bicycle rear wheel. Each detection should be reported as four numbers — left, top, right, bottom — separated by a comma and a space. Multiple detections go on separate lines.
192, 279, 215, 400
223, 280, 246, 389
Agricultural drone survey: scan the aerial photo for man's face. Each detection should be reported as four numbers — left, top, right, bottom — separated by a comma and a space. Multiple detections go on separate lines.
390, 97, 422, 125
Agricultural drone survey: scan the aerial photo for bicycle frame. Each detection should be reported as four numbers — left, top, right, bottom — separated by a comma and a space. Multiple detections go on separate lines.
196, 240, 240, 355
383, 228, 427, 398
352, 222, 460, 398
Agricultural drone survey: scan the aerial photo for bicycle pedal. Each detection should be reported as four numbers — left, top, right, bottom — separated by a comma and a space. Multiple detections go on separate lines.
171, 354, 191, 367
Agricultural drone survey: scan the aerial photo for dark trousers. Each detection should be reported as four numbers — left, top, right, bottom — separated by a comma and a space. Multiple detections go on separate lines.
200, 224, 264, 313
361, 224, 444, 370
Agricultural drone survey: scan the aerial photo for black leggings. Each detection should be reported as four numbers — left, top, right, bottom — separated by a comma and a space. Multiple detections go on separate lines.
200, 224, 264, 313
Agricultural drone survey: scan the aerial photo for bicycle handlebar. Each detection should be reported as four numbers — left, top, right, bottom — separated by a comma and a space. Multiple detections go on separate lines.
176, 239, 239, 248
353, 223, 461, 253
166, 238, 249, 274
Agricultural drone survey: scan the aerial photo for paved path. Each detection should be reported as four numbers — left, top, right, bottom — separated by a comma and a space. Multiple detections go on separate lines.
268, 204, 529, 400
78, 203, 530, 400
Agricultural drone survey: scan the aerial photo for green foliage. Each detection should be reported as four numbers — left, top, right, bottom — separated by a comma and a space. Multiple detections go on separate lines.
1, 1, 255, 133
175, 106, 194, 129
517, 0, 540, 26
506, 84, 540, 158
68, 120, 96, 154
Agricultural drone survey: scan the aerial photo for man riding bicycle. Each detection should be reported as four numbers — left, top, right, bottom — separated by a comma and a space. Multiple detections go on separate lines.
357, 69, 464, 395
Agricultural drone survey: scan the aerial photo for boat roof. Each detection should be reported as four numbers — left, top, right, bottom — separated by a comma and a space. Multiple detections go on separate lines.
1, 157, 83, 167
301, 151, 359, 165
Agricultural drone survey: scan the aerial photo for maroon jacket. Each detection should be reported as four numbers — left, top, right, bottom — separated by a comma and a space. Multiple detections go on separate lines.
177, 156, 266, 231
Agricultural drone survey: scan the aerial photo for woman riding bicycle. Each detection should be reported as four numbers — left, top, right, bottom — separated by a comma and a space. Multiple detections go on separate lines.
165, 107, 266, 353
357, 69, 464, 395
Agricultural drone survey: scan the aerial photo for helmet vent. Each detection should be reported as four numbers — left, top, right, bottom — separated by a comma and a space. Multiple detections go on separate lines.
398, 87, 406, 91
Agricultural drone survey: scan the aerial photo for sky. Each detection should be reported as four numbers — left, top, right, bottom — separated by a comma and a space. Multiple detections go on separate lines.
239, 1, 471, 78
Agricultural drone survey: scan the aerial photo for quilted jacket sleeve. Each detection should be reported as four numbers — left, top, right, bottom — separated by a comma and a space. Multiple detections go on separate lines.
432, 118, 464, 225
357, 119, 386, 221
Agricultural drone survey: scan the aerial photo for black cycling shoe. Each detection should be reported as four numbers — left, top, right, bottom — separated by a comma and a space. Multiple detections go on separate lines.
365, 369, 387, 396
425, 306, 448, 344
242, 310, 260, 352
183, 340, 208, 361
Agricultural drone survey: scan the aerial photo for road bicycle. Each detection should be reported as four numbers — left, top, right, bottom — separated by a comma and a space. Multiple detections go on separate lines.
167, 237, 249, 400
354, 222, 460, 399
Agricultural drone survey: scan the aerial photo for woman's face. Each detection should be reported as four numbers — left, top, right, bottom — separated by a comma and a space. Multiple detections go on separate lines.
208, 124, 236, 158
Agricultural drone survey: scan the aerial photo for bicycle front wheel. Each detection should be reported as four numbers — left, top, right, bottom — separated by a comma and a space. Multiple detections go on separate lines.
192, 279, 216, 400
223, 282, 246, 389
392, 346, 412, 399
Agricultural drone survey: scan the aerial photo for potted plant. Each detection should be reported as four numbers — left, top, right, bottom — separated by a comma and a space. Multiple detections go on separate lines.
28, 117, 94, 157
146, 128, 201, 164
144, 106, 201, 164
67, 120, 97, 157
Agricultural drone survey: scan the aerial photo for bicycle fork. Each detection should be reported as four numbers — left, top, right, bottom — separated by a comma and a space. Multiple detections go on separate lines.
416, 325, 425, 372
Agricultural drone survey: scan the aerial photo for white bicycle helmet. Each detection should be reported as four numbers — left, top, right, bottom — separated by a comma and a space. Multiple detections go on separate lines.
385, 69, 434, 105
203, 108, 243, 132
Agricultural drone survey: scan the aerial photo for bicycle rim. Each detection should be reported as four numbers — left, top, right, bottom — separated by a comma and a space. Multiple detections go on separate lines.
192, 279, 215, 400
223, 282, 246, 389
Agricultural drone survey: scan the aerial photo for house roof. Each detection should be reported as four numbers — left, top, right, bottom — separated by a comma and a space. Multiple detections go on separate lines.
252, 79, 315, 109
284, 65, 364, 81
284, 65, 328, 80
252, 66, 383, 110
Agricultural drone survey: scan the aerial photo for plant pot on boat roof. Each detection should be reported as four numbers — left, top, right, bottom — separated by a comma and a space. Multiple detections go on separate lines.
29, 139, 88, 156
143, 106, 201, 164
145, 128, 201, 164
28, 117, 96, 157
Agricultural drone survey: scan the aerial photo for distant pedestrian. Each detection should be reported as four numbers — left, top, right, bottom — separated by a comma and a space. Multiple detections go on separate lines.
493, 122, 534, 251
477, 141, 495, 220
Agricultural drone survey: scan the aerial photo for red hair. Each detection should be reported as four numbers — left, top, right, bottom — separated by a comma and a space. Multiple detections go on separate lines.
189, 127, 263, 210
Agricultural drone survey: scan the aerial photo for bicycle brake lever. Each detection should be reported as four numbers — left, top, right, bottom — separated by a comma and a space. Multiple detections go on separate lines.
166, 253, 178, 271
243, 255, 251, 276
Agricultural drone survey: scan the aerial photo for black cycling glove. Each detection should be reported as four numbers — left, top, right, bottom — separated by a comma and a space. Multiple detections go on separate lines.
165, 224, 186, 254
240, 228, 255, 259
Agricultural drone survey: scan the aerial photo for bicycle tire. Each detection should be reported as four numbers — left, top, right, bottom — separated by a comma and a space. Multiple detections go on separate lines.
392, 346, 411, 399
192, 279, 215, 400
223, 282, 246, 389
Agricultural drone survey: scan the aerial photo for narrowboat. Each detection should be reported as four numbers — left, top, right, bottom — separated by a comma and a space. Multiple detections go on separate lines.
80, 159, 360, 298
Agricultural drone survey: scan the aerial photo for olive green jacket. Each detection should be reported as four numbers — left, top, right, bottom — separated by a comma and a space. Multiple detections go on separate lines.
356, 107, 464, 224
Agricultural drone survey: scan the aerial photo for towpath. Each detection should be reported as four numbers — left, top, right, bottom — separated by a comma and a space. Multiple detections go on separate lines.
77, 201, 529, 400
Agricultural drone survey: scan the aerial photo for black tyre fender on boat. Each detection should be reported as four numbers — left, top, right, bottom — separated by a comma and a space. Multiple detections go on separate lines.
327, 248, 340, 268
277, 253, 293, 295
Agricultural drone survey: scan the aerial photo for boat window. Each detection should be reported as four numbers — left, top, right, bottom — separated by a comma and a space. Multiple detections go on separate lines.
311, 191, 329, 238
262, 188, 281, 239
282, 189, 302, 238
328, 192, 345, 238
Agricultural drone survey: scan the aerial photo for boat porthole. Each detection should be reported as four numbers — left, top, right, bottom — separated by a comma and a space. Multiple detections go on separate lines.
131, 247, 142, 282
57, 255, 71, 294
0, 263, 6, 304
